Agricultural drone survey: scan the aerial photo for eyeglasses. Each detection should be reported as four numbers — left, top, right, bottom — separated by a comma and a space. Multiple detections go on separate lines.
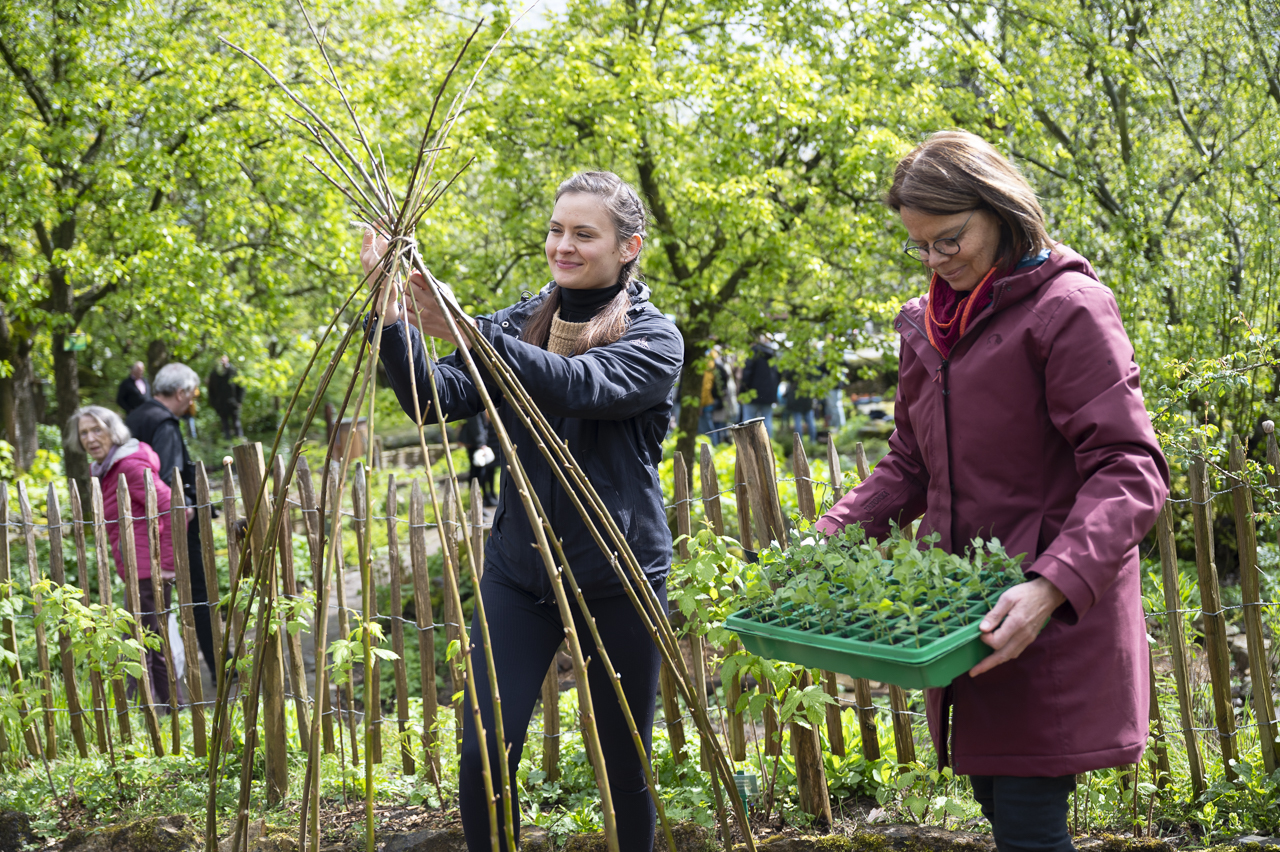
902, 210, 976, 262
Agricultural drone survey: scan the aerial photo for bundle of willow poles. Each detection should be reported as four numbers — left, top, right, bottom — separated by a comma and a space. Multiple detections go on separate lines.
206, 5, 758, 852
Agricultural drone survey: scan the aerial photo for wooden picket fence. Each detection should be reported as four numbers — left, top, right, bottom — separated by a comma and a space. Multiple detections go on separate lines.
0, 423, 1278, 819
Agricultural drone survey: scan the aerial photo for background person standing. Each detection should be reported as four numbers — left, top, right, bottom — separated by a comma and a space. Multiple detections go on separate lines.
739, 337, 780, 436
116, 361, 151, 414
126, 363, 219, 684
208, 355, 246, 440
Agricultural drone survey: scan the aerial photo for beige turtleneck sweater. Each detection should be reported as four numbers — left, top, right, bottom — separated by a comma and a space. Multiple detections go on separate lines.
547, 312, 589, 357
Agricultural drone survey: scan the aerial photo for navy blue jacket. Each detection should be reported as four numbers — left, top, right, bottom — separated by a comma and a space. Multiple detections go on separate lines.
376, 281, 683, 600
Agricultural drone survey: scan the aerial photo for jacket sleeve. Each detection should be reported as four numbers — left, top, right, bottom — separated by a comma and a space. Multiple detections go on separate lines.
376, 319, 493, 424
816, 342, 929, 539
147, 424, 185, 497
1025, 283, 1169, 624
477, 315, 684, 421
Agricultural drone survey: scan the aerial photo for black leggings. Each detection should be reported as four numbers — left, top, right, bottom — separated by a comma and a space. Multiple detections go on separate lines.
459, 572, 665, 852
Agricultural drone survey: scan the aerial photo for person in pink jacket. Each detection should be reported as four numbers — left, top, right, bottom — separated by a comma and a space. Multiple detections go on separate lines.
817, 131, 1169, 852
68, 404, 176, 708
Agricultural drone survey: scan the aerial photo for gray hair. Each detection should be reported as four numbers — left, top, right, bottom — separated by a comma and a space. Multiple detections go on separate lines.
153, 362, 200, 396
66, 405, 131, 454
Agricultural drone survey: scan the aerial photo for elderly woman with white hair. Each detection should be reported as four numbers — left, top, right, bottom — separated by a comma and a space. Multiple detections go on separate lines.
67, 404, 176, 706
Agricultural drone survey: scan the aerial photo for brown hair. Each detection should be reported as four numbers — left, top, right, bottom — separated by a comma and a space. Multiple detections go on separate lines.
886, 131, 1052, 270
521, 171, 648, 355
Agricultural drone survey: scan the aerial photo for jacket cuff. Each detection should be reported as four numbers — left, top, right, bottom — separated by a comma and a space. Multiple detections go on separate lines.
1025, 553, 1091, 626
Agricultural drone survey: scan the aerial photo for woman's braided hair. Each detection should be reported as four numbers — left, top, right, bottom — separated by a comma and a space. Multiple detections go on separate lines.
521, 171, 649, 355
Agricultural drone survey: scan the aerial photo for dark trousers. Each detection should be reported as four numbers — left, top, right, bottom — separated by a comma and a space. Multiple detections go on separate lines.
185, 523, 219, 681
459, 573, 665, 852
218, 407, 243, 439
970, 774, 1076, 852
131, 580, 176, 707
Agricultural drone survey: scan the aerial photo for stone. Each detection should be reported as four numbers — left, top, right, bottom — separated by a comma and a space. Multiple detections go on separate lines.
377, 826, 467, 852
0, 809, 36, 852
219, 818, 297, 852
1232, 838, 1280, 847
61, 815, 199, 852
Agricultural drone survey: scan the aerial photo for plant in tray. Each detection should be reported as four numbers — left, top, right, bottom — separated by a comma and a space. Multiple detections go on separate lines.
750, 520, 1027, 648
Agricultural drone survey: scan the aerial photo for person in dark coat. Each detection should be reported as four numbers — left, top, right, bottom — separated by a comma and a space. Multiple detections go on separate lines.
366, 171, 681, 852
208, 355, 245, 440
782, 370, 817, 441
817, 131, 1169, 852
457, 412, 498, 507
115, 361, 151, 414
125, 362, 220, 684
739, 338, 780, 436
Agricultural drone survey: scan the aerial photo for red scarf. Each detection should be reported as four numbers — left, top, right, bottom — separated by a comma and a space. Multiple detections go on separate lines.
924, 267, 1000, 358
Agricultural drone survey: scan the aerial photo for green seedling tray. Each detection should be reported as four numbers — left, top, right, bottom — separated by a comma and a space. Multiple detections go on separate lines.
726, 597, 997, 689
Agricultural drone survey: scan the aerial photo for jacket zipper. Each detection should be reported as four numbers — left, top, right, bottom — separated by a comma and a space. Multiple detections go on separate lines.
899, 311, 956, 549
939, 358, 955, 548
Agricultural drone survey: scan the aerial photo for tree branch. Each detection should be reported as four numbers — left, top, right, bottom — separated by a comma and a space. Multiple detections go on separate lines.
0, 34, 53, 125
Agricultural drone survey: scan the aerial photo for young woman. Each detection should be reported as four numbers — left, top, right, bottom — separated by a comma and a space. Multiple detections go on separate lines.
365, 171, 683, 852
817, 131, 1169, 852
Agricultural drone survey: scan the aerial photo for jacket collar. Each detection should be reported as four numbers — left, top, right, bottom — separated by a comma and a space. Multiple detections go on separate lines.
898, 244, 1098, 351
529, 279, 655, 317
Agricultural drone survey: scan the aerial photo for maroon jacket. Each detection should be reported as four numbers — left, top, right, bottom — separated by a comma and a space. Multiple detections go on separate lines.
99, 440, 176, 582
817, 246, 1168, 776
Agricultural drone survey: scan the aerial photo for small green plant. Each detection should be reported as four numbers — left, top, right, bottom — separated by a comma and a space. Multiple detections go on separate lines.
747, 521, 1027, 647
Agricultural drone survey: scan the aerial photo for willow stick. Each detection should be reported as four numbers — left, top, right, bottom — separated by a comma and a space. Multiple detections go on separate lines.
171, 470, 207, 757
699, 443, 745, 761
450, 307, 753, 848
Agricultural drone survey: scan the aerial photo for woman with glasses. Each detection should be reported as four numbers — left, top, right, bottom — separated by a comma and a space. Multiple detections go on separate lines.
818, 131, 1168, 852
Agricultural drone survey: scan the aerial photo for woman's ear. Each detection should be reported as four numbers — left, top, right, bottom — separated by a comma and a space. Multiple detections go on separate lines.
621, 234, 642, 264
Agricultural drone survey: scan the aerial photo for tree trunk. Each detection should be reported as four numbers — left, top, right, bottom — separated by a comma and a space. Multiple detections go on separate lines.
49, 263, 89, 489
0, 309, 39, 471
674, 356, 705, 470
146, 339, 170, 377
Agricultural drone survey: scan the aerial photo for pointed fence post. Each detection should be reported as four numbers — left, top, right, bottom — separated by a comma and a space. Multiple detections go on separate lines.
353, 464, 382, 765
328, 466, 361, 765
1229, 436, 1279, 771
17, 483, 57, 759
90, 479, 132, 745
144, 472, 181, 751
1154, 502, 1204, 796
296, 458, 336, 755
68, 482, 110, 754
441, 489, 466, 751
674, 452, 710, 769
233, 442, 289, 805
409, 482, 439, 775
272, 457, 312, 759
194, 463, 225, 694
542, 659, 562, 783
734, 454, 778, 757
699, 442, 745, 761
850, 444, 885, 762
386, 475, 415, 775
1189, 444, 1238, 780
791, 435, 845, 758
0, 483, 40, 758
657, 452, 687, 767
170, 470, 207, 757
117, 474, 165, 757
46, 486, 89, 758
